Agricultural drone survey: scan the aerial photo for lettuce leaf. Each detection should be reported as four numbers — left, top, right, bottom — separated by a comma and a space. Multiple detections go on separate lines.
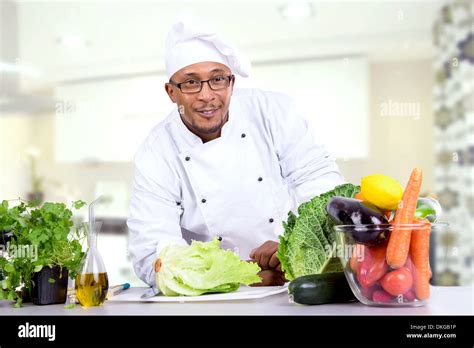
277, 183, 360, 280
156, 238, 261, 296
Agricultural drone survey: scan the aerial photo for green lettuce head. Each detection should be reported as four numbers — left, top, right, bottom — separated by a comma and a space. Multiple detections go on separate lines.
156, 238, 261, 296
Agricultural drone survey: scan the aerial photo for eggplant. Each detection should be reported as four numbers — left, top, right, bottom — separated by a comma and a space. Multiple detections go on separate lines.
326, 197, 389, 246
326, 197, 388, 225
337, 224, 390, 246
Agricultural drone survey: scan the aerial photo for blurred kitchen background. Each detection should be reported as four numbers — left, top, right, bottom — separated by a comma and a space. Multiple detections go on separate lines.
0, 0, 472, 287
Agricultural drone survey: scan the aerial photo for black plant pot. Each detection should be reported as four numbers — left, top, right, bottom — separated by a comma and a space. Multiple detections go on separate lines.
0, 229, 13, 246
32, 266, 69, 305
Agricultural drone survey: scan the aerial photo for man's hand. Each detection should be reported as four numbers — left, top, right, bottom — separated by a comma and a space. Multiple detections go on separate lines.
249, 240, 280, 270
248, 240, 287, 286
250, 269, 286, 287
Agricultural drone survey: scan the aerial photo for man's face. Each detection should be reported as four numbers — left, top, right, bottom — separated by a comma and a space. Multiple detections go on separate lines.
165, 61, 234, 142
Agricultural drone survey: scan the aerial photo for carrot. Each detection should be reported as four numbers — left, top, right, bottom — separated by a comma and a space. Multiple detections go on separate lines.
410, 218, 431, 300
383, 210, 392, 221
354, 192, 364, 200
386, 168, 423, 268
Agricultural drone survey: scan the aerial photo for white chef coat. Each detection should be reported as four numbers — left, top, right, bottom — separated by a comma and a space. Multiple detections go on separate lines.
127, 88, 345, 286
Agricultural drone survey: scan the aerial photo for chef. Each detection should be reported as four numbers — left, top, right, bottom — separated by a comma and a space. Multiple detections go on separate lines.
127, 20, 345, 288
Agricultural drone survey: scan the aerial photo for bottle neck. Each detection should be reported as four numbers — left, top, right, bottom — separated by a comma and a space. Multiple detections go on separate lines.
88, 221, 102, 249
88, 231, 97, 249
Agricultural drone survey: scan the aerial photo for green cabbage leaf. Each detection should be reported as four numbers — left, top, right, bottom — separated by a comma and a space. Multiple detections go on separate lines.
277, 183, 360, 280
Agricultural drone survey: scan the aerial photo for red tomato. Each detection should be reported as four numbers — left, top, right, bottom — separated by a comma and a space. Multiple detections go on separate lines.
403, 290, 416, 302
404, 256, 415, 289
357, 245, 389, 288
404, 255, 414, 271
350, 244, 364, 273
381, 267, 413, 296
372, 289, 393, 303
361, 284, 378, 299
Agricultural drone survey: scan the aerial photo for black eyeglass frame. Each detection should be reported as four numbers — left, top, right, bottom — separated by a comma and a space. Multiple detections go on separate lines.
168, 74, 235, 93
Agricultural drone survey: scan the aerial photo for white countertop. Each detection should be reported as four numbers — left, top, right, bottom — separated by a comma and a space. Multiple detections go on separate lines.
1, 286, 472, 316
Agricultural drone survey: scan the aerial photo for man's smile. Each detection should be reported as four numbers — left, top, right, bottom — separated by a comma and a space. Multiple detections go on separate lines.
195, 107, 221, 119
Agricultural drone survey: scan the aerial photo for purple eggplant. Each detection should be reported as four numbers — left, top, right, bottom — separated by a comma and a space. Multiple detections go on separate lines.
326, 197, 390, 246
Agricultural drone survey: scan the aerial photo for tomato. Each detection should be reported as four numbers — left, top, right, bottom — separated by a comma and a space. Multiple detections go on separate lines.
380, 267, 413, 296
357, 245, 388, 288
404, 256, 415, 287
372, 289, 393, 303
404, 255, 414, 270
403, 290, 416, 302
350, 244, 364, 273
361, 284, 378, 299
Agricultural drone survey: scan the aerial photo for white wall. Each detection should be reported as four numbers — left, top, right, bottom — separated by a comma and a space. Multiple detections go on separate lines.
0, 115, 33, 200
337, 59, 434, 194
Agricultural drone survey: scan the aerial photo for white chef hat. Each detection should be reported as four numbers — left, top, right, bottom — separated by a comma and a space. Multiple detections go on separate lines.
164, 19, 251, 79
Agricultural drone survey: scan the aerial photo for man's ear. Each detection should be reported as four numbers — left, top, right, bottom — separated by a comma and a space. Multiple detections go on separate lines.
164, 83, 177, 103
230, 76, 235, 95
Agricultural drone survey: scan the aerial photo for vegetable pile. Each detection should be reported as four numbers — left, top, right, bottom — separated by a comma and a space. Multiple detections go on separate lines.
329, 169, 442, 304
277, 183, 360, 281
280, 169, 442, 306
155, 238, 261, 296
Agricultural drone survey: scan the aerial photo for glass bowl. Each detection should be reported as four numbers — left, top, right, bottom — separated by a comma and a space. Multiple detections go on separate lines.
335, 222, 448, 307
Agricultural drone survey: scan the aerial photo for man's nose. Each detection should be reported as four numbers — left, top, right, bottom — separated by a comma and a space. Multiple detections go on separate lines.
196, 81, 215, 102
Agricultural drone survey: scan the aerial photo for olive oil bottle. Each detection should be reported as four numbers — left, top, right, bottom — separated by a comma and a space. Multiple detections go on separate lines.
75, 272, 109, 307
76, 198, 109, 307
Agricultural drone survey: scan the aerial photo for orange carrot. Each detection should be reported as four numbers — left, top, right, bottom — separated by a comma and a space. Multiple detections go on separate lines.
410, 218, 431, 300
386, 168, 423, 268
383, 210, 392, 221
354, 192, 364, 200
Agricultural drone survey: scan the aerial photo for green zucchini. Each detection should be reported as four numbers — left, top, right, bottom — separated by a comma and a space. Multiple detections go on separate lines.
288, 272, 357, 305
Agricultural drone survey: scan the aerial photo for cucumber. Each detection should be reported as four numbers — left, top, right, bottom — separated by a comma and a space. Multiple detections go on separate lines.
288, 272, 357, 305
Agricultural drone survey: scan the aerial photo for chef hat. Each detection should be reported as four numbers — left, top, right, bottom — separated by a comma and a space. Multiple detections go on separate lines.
164, 18, 251, 79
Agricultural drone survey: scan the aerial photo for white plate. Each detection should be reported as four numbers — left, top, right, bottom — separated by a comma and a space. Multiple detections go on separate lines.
109, 284, 288, 302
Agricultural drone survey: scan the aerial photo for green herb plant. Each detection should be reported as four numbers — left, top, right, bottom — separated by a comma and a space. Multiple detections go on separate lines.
0, 199, 87, 307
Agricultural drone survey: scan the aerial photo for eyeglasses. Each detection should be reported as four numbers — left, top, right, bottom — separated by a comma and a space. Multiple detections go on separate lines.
169, 75, 234, 94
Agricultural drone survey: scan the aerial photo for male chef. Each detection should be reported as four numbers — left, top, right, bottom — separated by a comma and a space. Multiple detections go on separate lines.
127, 20, 345, 287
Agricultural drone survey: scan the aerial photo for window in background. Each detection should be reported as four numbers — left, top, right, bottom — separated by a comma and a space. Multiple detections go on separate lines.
243, 56, 369, 159
54, 75, 173, 163
54, 57, 368, 162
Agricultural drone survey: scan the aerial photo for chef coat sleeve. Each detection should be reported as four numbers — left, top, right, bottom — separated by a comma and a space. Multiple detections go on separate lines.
270, 93, 346, 208
127, 144, 187, 287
